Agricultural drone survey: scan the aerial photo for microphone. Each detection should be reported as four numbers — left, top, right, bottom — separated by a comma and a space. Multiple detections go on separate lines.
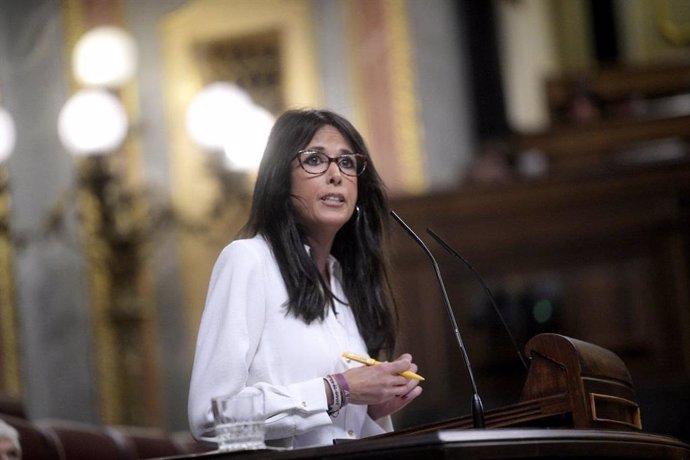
390, 210, 485, 429
426, 228, 529, 370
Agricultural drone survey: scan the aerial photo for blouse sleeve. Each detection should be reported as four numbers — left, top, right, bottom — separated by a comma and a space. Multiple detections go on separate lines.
187, 241, 332, 442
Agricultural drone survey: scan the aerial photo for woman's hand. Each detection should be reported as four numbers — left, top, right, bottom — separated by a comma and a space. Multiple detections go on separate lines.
341, 353, 423, 418
367, 383, 422, 420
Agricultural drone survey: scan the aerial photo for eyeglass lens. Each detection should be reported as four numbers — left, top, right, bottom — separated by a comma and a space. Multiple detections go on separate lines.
298, 150, 366, 176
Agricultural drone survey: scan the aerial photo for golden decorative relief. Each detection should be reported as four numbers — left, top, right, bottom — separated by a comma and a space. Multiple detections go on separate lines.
384, 0, 426, 194
195, 30, 284, 114
658, 0, 690, 45
75, 154, 165, 426
74, 174, 120, 422
0, 167, 21, 397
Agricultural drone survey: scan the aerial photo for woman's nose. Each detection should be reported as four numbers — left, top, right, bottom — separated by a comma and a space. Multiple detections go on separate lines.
326, 161, 343, 183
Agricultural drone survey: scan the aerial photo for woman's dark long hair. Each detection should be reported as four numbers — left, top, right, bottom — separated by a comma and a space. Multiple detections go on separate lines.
240, 109, 396, 358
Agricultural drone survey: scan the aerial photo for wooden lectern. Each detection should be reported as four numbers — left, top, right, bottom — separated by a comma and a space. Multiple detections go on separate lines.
387, 333, 643, 435
520, 333, 641, 430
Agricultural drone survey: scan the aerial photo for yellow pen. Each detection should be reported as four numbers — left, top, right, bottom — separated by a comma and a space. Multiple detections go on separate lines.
342, 352, 425, 381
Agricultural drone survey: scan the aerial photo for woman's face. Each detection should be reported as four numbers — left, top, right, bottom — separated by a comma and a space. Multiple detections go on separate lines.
290, 124, 358, 242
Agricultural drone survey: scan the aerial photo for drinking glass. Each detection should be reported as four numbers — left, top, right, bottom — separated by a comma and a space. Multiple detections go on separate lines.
212, 390, 266, 452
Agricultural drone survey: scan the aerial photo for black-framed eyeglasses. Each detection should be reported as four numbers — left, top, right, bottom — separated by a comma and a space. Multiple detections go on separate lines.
295, 149, 368, 177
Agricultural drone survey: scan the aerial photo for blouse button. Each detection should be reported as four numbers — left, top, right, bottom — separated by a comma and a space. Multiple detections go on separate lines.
347, 430, 355, 437
301, 401, 308, 408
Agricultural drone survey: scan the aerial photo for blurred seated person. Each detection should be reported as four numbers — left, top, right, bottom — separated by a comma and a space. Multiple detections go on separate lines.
466, 139, 514, 184
0, 420, 20, 460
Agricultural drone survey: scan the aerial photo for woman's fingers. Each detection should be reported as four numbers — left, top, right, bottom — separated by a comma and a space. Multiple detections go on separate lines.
383, 355, 414, 376
368, 384, 423, 420
343, 353, 422, 405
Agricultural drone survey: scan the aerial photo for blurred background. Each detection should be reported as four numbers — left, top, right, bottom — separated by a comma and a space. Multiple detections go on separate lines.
0, 0, 689, 446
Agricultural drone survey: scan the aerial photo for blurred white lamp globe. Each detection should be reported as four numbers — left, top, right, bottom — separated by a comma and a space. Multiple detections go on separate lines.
222, 104, 274, 171
73, 26, 137, 88
58, 89, 128, 156
0, 107, 16, 163
186, 82, 274, 172
185, 82, 253, 150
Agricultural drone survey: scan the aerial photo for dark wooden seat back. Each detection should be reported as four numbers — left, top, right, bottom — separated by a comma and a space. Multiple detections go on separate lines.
0, 414, 61, 460
36, 419, 135, 460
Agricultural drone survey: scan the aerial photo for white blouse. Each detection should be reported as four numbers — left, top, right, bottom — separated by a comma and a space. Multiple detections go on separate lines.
188, 235, 391, 449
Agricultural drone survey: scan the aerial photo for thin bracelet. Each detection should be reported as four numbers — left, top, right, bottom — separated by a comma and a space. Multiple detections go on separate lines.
325, 375, 341, 415
324, 374, 342, 416
333, 373, 351, 406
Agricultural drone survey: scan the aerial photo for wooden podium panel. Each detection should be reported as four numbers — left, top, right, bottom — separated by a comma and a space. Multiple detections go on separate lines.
158, 429, 690, 459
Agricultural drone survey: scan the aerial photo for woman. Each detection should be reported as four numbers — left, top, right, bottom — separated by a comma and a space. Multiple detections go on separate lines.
188, 109, 422, 449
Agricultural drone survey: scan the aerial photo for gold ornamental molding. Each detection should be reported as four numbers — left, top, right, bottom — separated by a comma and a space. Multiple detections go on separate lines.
0, 167, 21, 397
74, 176, 120, 423
383, 0, 426, 194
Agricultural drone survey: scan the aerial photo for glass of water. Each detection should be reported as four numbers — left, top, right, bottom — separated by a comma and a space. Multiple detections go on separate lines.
212, 389, 266, 452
